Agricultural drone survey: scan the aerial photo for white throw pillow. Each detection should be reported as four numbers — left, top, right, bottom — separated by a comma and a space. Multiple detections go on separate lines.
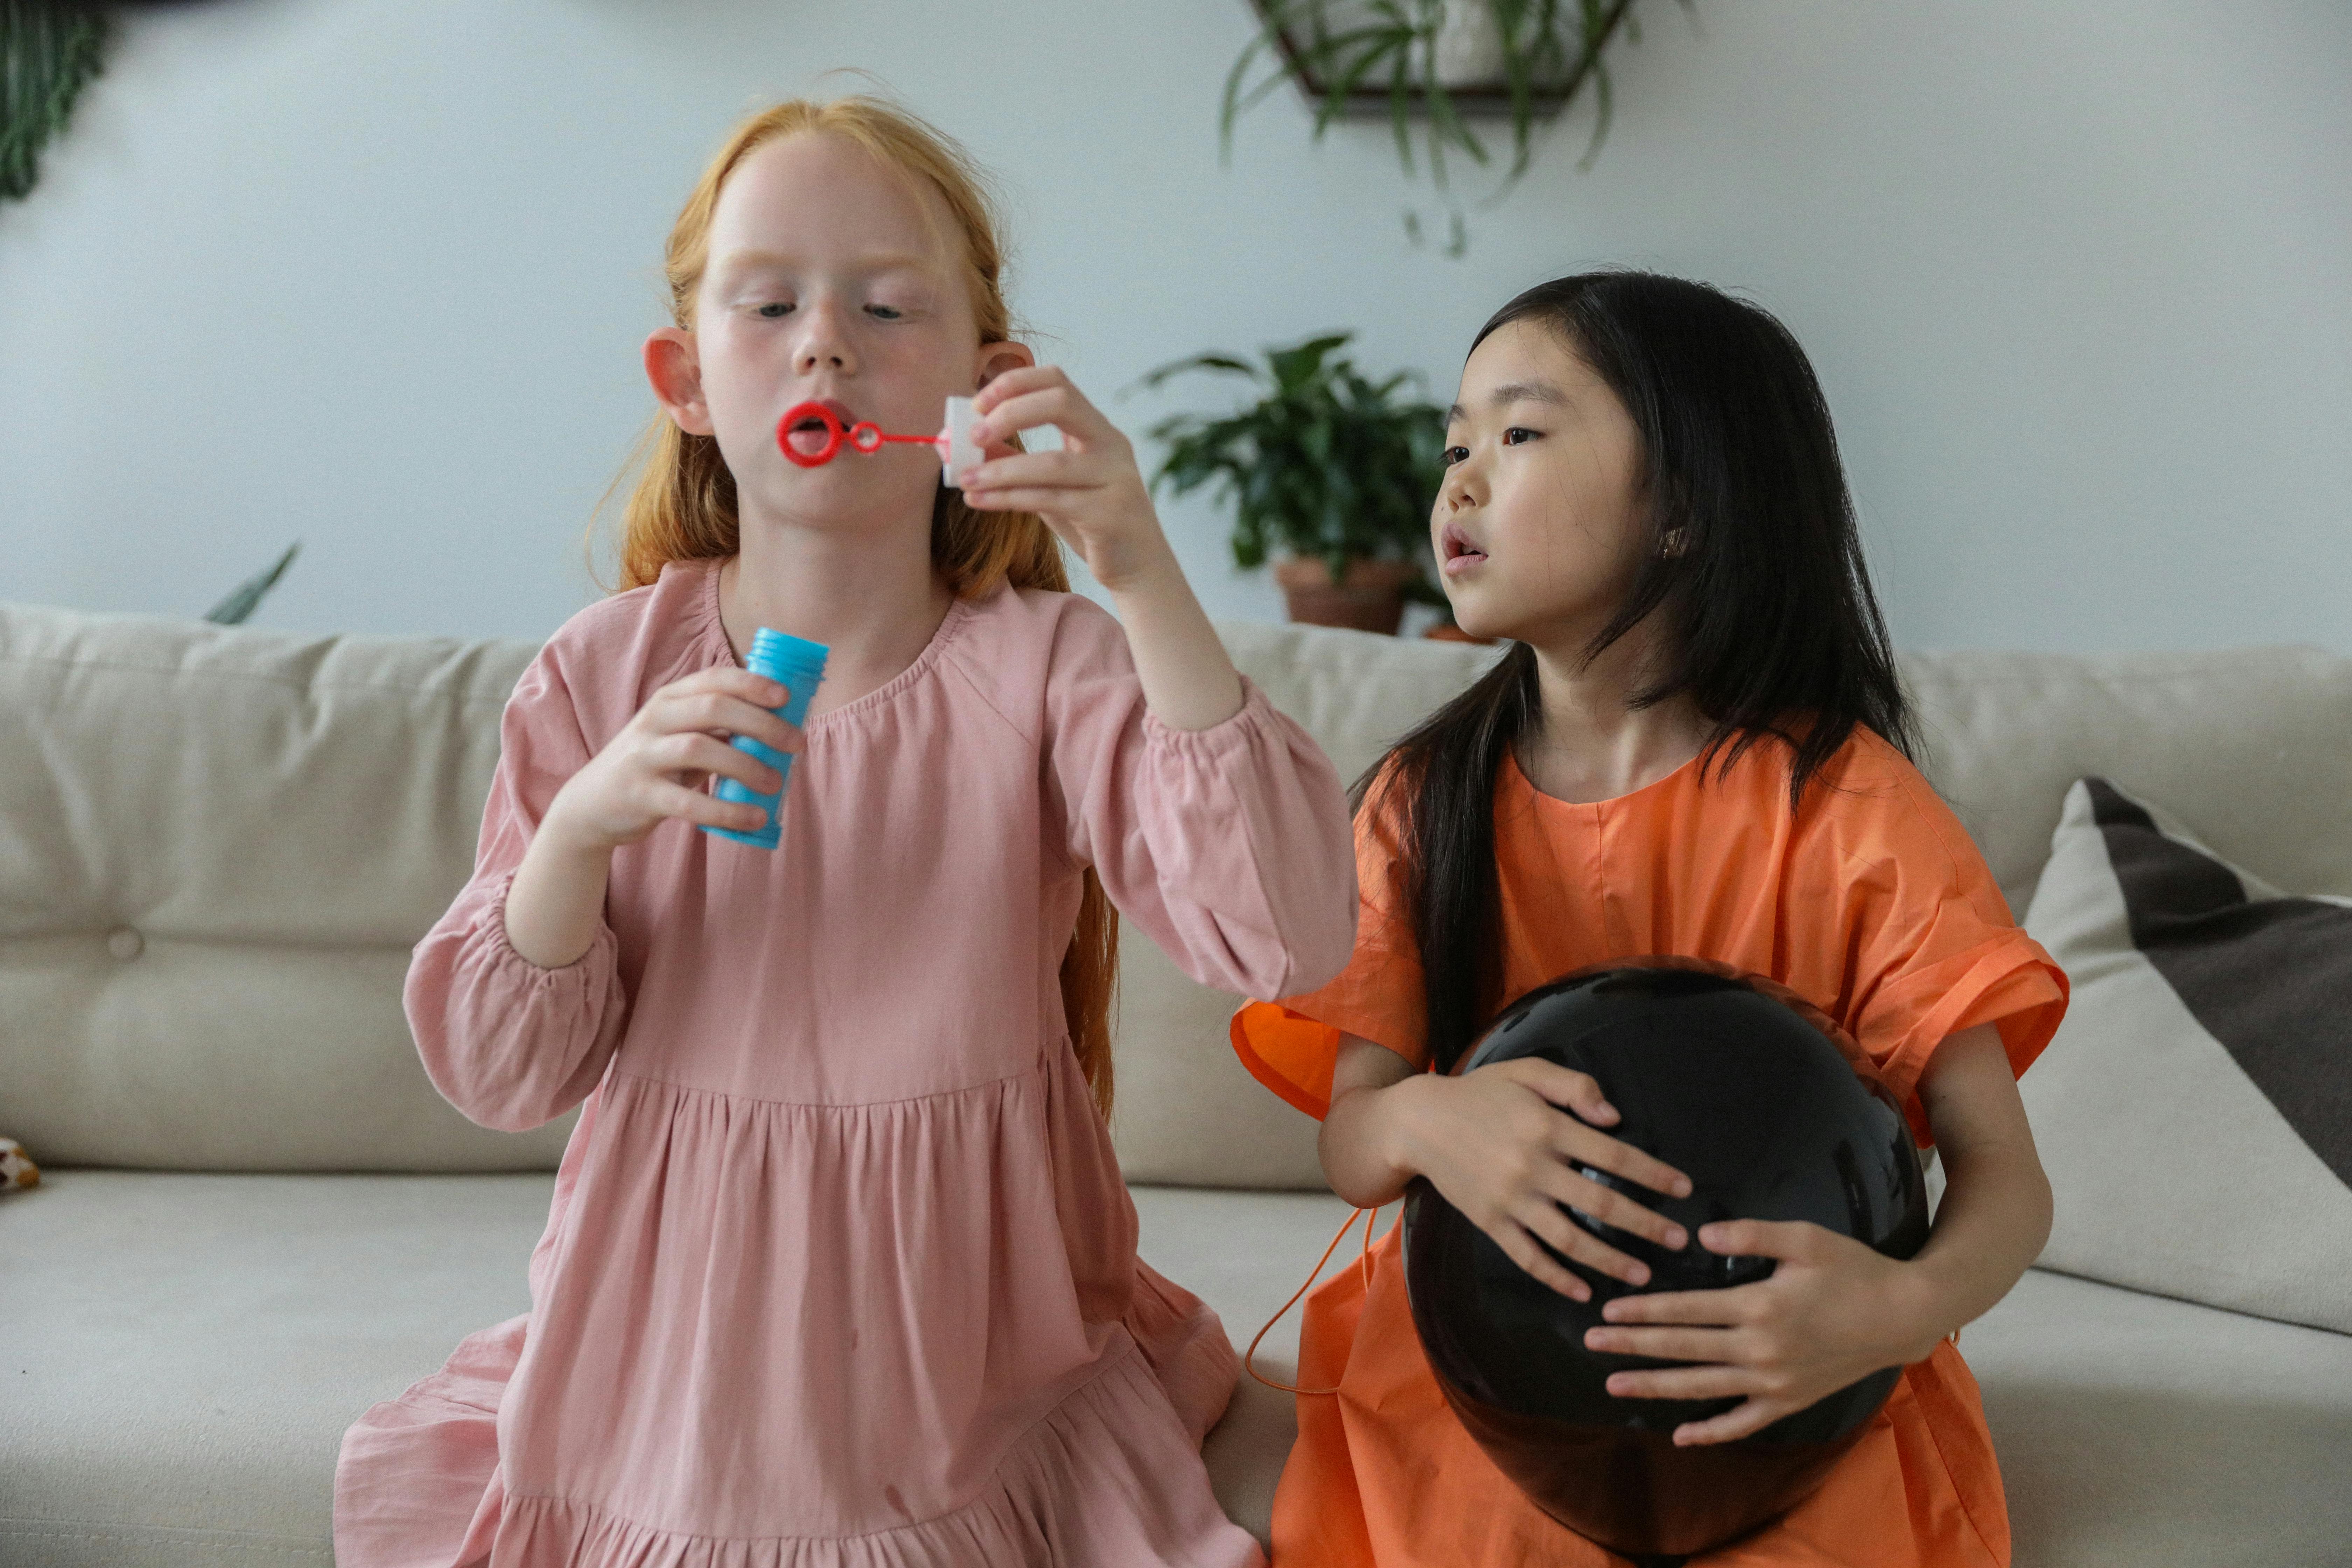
2022, 777, 2352, 1332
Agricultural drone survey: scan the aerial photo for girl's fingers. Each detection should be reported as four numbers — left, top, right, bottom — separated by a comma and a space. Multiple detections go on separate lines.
1518, 1061, 1619, 1125
650, 691, 800, 754
1699, 1218, 1821, 1262
1490, 1222, 1593, 1302
664, 666, 789, 708
963, 487, 1092, 516
969, 382, 1081, 443
1554, 1167, 1687, 1250
1604, 1363, 1754, 1402
968, 363, 1062, 413
1506, 1064, 1693, 1198
1601, 1282, 1767, 1326
1517, 1198, 1650, 1288
972, 370, 1115, 446
1568, 1137, 1692, 1202
654, 733, 780, 795
1553, 1120, 1692, 1201
650, 780, 766, 834
961, 451, 1099, 492
1674, 1399, 1785, 1447
1584, 1324, 1738, 1366
715, 703, 802, 756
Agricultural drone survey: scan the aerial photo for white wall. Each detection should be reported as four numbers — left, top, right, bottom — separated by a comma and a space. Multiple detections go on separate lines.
2, 0, 2345, 652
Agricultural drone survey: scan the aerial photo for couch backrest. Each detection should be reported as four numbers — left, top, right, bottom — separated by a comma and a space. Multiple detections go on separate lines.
0, 602, 556, 1170
6, 600, 2346, 1179
1115, 627, 2352, 1188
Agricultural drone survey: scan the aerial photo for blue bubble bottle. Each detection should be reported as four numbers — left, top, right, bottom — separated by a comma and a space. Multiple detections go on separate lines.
702, 627, 827, 850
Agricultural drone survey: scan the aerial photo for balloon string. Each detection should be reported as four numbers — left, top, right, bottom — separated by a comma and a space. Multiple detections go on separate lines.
1244, 1203, 1389, 1398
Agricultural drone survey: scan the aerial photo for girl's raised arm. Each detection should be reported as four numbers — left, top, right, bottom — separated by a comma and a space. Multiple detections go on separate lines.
1036, 598, 1357, 1006
962, 366, 1244, 733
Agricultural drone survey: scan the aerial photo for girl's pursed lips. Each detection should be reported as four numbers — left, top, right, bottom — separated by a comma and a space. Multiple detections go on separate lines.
1441, 522, 1489, 575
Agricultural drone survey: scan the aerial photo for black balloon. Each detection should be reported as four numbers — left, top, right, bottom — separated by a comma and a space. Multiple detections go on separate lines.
1401, 960, 1930, 1561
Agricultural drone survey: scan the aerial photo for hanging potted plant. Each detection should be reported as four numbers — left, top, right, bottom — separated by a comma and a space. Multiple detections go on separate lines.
1221, 0, 1653, 250
1145, 332, 1448, 635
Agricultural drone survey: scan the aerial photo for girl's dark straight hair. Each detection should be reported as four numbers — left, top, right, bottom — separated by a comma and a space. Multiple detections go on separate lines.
1372, 271, 1917, 1073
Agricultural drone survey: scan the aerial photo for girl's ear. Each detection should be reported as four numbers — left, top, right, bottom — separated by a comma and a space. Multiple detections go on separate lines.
973, 339, 1036, 390
644, 328, 713, 436
1660, 527, 1689, 558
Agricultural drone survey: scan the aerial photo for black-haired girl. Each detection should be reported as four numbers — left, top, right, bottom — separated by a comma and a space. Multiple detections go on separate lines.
1233, 273, 2067, 1567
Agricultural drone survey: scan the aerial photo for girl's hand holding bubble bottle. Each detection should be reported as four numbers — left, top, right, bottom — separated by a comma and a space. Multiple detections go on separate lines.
535, 664, 807, 854
704, 629, 828, 850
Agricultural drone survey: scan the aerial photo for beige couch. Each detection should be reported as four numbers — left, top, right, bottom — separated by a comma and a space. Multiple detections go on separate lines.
5, 600, 2349, 1568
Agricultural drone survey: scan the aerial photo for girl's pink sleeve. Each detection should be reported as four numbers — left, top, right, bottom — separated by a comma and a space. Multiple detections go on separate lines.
1044, 613, 1358, 1002
402, 648, 629, 1132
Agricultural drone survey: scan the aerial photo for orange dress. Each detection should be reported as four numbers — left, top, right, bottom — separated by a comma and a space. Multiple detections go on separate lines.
1231, 730, 2067, 1568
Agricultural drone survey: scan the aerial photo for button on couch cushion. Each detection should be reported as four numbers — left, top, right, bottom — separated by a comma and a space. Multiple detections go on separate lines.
0, 603, 565, 1170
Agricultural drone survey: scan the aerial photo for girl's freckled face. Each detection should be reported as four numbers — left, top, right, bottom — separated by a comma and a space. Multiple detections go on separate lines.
693, 132, 979, 507
1433, 321, 1652, 647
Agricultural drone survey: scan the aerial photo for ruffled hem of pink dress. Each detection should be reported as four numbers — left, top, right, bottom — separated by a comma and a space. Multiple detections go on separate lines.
338, 1278, 1258, 1568
485, 1339, 1254, 1568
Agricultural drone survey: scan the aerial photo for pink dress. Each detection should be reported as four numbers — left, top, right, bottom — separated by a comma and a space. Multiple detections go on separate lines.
335, 559, 1357, 1568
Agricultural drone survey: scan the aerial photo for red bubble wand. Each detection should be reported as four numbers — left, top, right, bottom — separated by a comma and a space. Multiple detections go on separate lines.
776, 397, 982, 488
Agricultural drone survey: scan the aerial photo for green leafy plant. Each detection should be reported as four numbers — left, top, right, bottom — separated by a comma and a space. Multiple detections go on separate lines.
1144, 332, 1447, 595
1, 0, 111, 202
1221, 0, 1668, 249
204, 542, 299, 625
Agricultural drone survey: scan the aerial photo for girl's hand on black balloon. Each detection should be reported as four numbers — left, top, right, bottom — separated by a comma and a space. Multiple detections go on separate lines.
1398, 1059, 1694, 1302
1579, 1218, 1942, 1445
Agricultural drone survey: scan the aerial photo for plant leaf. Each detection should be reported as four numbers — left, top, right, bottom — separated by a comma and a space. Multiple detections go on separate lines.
1137, 351, 1262, 391
0, 1, 111, 202
204, 541, 300, 625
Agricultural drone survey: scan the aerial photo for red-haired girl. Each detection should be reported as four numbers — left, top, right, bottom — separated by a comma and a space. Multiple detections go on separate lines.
338, 97, 1354, 1568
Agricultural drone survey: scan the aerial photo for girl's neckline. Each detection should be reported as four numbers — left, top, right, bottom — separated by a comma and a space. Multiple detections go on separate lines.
691, 557, 977, 731
1503, 742, 1705, 810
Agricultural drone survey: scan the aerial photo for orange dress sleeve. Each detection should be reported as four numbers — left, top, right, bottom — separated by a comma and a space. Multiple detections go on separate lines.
1809, 736, 2070, 1138
1231, 767, 1429, 1120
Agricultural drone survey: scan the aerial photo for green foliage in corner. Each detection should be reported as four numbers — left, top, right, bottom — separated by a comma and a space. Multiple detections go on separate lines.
1, 0, 110, 202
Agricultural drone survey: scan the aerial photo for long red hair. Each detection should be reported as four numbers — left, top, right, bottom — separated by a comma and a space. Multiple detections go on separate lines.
608, 96, 1119, 1118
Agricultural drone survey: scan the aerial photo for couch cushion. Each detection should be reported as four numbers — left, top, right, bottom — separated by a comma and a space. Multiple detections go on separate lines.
14, 1173, 2346, 1567
2, 1169, 550, 1567
2021, 777, 2352, 1332
0, 603, 563, 1170
1959, 1269, 2352, 1568
1900, 645, 2352, 915
0, 1169, 1351, 1564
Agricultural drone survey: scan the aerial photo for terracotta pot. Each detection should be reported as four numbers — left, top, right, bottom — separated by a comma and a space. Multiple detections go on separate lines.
1273, 556, 1422, 635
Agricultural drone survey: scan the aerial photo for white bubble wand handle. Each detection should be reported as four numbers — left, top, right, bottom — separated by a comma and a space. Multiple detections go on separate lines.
938, 396, 982, 489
